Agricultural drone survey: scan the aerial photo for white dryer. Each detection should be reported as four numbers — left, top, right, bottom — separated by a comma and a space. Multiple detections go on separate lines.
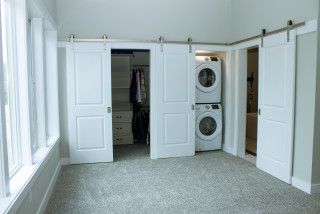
195, 104, 222, 151
195, 56, 221, 103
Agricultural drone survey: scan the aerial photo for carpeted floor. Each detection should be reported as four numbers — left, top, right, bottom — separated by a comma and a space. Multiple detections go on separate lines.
46, 144, 320, 214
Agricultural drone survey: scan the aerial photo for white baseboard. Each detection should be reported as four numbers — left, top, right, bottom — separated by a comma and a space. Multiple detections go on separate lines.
37, 161, 62, 214
222, 144, 236, 156
60, 158, 70, 166
311, 183, 320, 194
292, 177, 311, 194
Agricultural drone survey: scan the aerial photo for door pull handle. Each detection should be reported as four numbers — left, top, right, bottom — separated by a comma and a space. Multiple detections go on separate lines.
107, 107, 112, 113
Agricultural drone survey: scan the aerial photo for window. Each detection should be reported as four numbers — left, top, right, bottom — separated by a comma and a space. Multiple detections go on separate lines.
1, 0, 21, 176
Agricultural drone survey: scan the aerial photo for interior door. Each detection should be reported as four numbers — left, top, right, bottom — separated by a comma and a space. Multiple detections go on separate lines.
156, 44, 195, 158
257, 31, 296, 183
66, 43, 113, 164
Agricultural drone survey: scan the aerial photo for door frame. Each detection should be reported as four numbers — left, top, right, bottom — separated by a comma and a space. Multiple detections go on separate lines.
231, 39, 261, 159
232, 32, 297, 174
193, 44, 231, 153
110, 42, 157, 159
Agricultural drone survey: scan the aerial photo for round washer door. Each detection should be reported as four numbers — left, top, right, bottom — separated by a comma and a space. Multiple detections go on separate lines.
196, 111, 222, 141
196, 63, 221, 93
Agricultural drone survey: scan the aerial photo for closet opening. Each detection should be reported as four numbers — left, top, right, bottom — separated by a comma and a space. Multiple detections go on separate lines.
244, 47, 259, 164
194, 50, 227, 153
111, 49, 150, 161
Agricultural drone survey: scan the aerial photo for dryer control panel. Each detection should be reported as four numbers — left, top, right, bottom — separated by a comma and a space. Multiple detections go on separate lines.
211, 104, 220, 110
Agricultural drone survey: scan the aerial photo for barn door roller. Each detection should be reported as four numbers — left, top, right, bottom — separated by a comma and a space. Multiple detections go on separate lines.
159, 36, 164, 52
287, 20, 293, 42
188, 37, 192, 53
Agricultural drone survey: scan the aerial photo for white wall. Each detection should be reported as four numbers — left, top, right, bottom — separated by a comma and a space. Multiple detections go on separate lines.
230, 0, 318, 41
294, 32, 318, 183
15, 145, 60, 214
41, 0, 57, 21
312, 5, 320, 185
56, 0, 232, 42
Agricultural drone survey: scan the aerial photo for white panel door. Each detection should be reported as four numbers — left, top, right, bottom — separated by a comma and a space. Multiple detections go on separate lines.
66, 43, 113, 164
257, 31, 296, 183
156, 44, 195, 158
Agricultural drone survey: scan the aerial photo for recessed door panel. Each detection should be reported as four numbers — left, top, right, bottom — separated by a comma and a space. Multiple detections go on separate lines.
75, 53, 103, 105
164, 114, 189, 145
164, 54, 188, 103
263, 46, 286, 107
77, 116, 105, 150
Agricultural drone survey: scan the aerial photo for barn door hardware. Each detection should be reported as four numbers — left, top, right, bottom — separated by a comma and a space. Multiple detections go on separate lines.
261, 29, 266, 47
159, 36, 164, 52
69, 34, 75, 49
287, 20, 293, 42
102, 34, 107, 50
69, 34, 75, 43
188, 37, 192, 53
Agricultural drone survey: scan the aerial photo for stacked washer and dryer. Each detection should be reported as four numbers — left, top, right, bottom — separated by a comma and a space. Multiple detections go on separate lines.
195, 56, 223, 151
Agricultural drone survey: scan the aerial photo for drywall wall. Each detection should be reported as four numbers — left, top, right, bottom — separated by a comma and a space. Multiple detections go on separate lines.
42, 0, 57, 21
312, 6, 320, 185
230, 0, 318, 41
293, 32, 318, 183
15, 144, 60, 214
56, 0, 232, 42
58, 48, 70, 158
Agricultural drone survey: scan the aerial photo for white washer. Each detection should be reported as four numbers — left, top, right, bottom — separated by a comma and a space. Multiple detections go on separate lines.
195, 56, 221, 103
195, 104, 222, 151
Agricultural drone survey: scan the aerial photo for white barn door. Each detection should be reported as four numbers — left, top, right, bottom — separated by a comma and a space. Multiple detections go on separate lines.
257, 31, 296, 183
156, 44, 195, 158
66, 43, 113, 164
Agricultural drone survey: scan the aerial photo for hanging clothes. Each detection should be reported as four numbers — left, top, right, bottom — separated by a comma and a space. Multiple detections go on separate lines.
130, 69, 138, 103
136, 70, 142, 103
130, 68, 147, 104
140, 68, 147, 104
130, 67, 150, 143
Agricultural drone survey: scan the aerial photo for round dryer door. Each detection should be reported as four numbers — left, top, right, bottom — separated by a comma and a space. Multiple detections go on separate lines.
196, 112, 222, 141
196, 63, 220, 93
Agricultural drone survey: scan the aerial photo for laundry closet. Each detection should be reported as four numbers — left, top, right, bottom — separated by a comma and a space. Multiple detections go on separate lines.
110, 49, 150, 159
194, 50, 227, 153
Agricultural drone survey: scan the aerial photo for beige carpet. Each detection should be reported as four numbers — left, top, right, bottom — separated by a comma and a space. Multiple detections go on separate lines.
46, 144, 320, 214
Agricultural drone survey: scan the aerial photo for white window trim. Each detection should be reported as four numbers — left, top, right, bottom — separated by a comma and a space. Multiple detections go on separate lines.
0, 1, 10, 197
0, 136, 60, 213
45, 30, 60, 141
31, 18, 47, 152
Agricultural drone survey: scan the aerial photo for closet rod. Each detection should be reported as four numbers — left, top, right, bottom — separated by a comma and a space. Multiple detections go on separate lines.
66, 20, 305, 46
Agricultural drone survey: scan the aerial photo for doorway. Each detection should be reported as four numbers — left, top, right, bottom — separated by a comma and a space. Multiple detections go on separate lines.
111, 49, 150, 161
244, 47, 259, 164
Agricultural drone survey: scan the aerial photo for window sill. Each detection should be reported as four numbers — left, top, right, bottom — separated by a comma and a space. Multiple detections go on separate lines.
0, 136, 60, 214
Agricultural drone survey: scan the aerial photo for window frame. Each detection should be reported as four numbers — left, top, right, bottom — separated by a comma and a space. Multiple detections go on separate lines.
0, 0, 60, 210
1, 0, 22, 178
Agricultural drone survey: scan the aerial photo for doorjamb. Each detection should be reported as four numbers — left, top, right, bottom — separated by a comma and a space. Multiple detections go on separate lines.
110, 42, 157, 159
228, 39, 261, 158
193, 44, 232, 153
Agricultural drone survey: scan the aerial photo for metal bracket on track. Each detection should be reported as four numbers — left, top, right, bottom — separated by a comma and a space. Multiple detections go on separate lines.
188, 37, 192, 53
69, 34, 75, 49
159, 36, 164, 52
287, 20, 293, 42
260, 29, 266, 47
103, 34, 107, 50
